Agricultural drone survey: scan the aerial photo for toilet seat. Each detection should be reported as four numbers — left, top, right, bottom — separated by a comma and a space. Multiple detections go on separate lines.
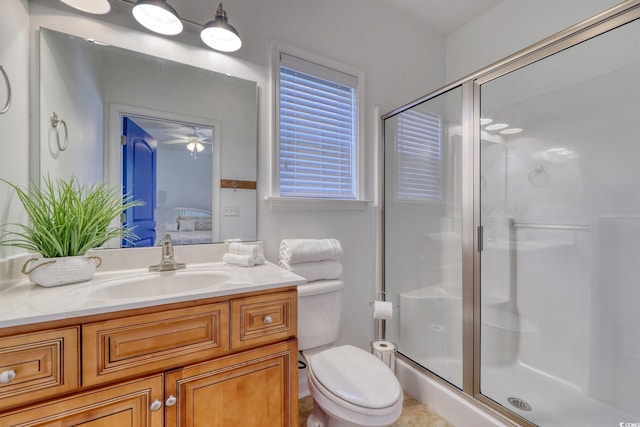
307, 345, 403, 426
308, 345, 402, 409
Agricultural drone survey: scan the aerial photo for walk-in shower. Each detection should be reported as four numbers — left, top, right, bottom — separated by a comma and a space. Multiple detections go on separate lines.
383, 2, 640, 426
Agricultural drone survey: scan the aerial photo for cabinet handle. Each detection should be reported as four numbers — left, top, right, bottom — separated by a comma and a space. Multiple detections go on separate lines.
150, 399, 163, 411
166, 395, 177, 407
0, 369, 16, 384
264, 315, 273, 324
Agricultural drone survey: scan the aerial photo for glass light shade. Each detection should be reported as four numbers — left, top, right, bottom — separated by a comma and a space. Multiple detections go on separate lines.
58, 0, 111, 14
200, 4, 242, 52
186, 141, 205, 153
480, 118, 493, 125
132, 0, 183, 36
485, 123, 509, 131
500, 127, 523, 135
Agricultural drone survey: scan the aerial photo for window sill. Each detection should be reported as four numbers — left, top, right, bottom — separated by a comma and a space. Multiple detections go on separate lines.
264, 196, 372, 211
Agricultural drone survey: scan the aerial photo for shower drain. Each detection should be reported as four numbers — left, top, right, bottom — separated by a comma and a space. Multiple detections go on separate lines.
507, 397, 532, 411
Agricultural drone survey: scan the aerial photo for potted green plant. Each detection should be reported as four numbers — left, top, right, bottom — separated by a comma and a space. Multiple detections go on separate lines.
0, 177, 142, 287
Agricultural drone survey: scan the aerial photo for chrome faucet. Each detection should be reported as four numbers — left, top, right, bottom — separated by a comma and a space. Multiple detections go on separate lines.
149, 234, 186, 271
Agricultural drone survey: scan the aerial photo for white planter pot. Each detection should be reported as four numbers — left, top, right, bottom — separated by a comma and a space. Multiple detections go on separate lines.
22, 255, 102, 287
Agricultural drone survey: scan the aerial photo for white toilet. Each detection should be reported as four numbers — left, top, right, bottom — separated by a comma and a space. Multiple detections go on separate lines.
298, 280, 403, 427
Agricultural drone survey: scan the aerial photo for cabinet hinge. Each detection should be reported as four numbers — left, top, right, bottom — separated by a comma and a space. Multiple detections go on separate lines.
121, 135, 127, 145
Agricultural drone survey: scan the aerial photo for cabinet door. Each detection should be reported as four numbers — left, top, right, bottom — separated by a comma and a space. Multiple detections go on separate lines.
0, 374, 163, 427
165, 340, 298, 427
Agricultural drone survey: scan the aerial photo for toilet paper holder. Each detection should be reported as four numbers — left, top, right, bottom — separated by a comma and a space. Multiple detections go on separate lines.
368, 301, 399, 308
368, 291, 399, 308
371, 292, 398, 341
371, 339, 397, 373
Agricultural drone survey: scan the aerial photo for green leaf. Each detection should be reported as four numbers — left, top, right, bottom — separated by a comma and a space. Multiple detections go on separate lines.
0, 176, 143, 257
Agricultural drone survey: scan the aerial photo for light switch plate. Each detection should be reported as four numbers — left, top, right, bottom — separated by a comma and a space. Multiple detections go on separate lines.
223, 205, 240, 216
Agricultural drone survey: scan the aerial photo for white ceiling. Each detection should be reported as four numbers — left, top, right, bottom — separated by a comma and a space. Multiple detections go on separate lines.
130, 117, 213, 152
123, 0, 501, 36
48, 0, 502, 37
375, 0, 501, 35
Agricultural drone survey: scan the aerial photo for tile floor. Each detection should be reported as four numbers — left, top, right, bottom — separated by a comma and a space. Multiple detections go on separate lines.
298, 391, 454, 427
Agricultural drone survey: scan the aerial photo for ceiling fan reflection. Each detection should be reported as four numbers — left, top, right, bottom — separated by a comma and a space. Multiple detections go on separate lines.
163, 126, 213, 158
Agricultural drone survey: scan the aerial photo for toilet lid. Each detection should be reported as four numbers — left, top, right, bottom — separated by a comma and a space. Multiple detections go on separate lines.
309, 345, 401, 409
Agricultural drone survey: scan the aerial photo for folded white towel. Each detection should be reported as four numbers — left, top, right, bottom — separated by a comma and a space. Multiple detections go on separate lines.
223, 253, 256, 267
279, 259, 343, 282
229, 242, 260, 257
255, 254, 265, 265
279, 239, 343, 264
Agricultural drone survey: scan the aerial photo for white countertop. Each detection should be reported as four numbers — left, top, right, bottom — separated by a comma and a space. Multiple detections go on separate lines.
0, 261, 305, 329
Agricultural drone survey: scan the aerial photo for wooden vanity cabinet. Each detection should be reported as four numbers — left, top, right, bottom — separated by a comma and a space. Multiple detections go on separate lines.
0, 287, 298, 427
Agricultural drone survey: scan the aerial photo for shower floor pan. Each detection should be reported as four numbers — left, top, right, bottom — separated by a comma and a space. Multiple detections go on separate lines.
413, 357, 639, 426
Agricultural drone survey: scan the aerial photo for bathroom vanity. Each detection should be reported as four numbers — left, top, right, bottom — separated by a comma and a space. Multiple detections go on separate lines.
0, 260, 301, 426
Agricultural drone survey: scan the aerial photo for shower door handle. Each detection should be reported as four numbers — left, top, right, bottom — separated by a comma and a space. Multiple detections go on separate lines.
477, 225, 483, 252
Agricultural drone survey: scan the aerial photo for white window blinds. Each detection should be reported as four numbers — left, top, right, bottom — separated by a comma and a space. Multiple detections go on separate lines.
396, 108, 443, 202
279, 52, 358, 199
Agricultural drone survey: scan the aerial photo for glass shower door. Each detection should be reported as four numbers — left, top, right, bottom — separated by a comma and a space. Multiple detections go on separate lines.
479, 16, 640, 426
384, 86, 464, 388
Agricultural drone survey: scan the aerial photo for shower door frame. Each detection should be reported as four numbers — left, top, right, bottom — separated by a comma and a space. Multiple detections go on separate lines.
381, 1, 640, 425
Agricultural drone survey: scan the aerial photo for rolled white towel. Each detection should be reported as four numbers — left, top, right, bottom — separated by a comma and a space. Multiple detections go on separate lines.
255, 254, 265, 265
279, 259, 343, 282
229, 242, 260, 257
279, 239, 343, 264
223, 253, 256, 267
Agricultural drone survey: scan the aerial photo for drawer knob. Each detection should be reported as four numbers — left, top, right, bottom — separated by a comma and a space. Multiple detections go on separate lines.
150, 399, 163, 411
166, 395, 177, 406
0, 369, 16, 384
264, 315, 273, 324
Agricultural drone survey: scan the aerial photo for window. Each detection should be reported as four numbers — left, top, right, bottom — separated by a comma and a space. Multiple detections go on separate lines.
396, 107, 443, 202
275, 49, 361, 200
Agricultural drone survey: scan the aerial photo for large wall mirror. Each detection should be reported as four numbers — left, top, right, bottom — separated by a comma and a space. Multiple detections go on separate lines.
38, 28, 258, 247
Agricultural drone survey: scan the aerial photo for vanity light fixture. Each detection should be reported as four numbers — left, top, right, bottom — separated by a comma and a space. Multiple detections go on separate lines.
200, 3, 242, 52
58, 0, 111, 14
132, 0, 183, 35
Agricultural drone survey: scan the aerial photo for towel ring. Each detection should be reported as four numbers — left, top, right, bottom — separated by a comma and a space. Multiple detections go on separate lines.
0, 65, 11, 115
50, 112, 68, 151
528, 165, 549, 187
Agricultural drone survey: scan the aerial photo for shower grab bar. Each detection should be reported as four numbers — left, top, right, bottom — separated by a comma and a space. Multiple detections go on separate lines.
511, 222, 590, 231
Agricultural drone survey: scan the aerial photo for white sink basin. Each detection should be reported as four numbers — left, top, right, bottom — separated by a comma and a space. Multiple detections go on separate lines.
89, 270, 235, 299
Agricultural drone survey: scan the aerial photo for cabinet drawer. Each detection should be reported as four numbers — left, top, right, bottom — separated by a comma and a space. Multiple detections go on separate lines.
83, 303, 229, 386
231, 291, 296, 349
0, 327, 79, 411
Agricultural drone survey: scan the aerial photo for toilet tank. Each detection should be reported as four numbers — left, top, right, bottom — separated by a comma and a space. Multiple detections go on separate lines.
297, 280, 343, 351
